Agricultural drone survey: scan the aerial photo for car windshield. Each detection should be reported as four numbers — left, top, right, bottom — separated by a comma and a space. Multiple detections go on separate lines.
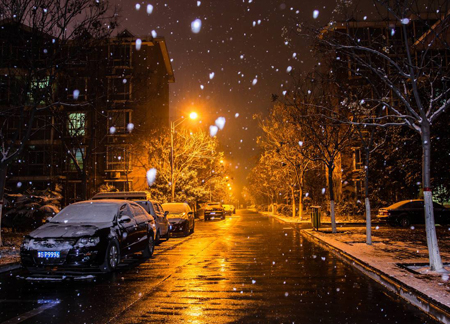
50, 203, 118, 223
162, 203, 187, 214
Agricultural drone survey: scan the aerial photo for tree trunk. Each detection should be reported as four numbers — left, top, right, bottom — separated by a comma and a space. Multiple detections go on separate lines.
0, 166, 7, 247
298, 187, 303, 220
421, 123, 444, 271
81, 170, 87, 201
291, 186, 296, 217
364, 148, 372, 245
328, 164, 337, 233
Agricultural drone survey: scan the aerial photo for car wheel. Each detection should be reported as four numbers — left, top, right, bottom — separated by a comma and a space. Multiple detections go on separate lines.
142, 233, 155, 258
101, 239, 120, 273
155, 231, 161, 245
184, 223, 190, 236
399, 215, 411, 228
190, 221, 195, 234
165, 229, 170, 241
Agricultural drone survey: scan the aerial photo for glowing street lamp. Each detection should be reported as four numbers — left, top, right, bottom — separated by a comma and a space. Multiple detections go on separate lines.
170, 112, 198, 201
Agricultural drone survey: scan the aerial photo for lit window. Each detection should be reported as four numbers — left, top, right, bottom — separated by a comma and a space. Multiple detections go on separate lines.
68, 113, 86, 136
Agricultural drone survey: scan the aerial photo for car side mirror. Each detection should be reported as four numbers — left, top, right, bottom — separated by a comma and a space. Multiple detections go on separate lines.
188, 211, 194, 215
118, 215, 132, 224
164, 211, 169, 217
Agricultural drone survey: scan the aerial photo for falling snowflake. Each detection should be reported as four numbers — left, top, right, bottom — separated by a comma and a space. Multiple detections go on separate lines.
209, 72, 215, 79
191, 19, 202, 33
147, 4, 153, 14
127, 123, 134, 133
136, 39, 142, 50
110, 126, 116, 134
73, 89, 80, 100
146, 168, 157, 186
215, 117, 226, 130
313, 10, 319, 19
209, 125, 218, 136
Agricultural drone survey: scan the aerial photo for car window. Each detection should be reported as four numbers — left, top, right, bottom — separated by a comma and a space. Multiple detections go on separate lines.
130, 203, 145, 217
120, 204, 134, 218
156, 204, 164, 214
433, 202, 444, 209
406, 201, 424, 209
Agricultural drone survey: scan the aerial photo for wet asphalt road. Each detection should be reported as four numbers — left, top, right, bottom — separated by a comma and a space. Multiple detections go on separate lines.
0, 210, 438, 324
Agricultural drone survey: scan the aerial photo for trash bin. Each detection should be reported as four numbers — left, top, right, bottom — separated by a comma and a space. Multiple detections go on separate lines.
311, 206, 321, 230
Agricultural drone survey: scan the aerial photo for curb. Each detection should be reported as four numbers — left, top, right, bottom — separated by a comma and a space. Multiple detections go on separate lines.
0, 262, 21, 274
272, 215, 450, 324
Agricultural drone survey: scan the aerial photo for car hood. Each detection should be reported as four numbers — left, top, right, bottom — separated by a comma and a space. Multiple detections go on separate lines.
28, 222, 111, 239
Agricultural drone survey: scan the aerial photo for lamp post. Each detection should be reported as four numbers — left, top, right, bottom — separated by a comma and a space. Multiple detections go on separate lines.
170, 112, 198, 202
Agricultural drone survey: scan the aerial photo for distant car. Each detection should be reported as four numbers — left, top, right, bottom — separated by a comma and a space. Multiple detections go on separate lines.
377, 199, 450, 227
20, 200, 156, 274
135, 200, 170, 244
162, 203, 195, 236
222, 204, 236, 215
204, 202, 225, 221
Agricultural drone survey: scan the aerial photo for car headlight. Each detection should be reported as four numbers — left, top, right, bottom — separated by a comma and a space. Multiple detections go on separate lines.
76, 237, 100, 247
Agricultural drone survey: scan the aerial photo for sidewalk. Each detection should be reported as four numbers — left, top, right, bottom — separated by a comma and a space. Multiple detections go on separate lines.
269, 212, 450, 324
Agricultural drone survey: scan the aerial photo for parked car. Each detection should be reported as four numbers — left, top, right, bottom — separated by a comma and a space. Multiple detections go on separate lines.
92, 192, 169, 244
377, 199, 450, 227
204, 202, 225, 221
162, 203, 195, 236
223, 204, 236, 215
20, 200, 156, 274
135, 200, 170, 244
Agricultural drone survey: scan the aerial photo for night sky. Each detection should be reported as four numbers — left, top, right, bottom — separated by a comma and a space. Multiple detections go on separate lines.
112, 0, 356, 193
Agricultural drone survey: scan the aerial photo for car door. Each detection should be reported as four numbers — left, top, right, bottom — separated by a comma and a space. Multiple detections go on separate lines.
154, 203, 168, 235
130, 203, 149, 250
186, 205, 194, 228
118, 203, 138, 254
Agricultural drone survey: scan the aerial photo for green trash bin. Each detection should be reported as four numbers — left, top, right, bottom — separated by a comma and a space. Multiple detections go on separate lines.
311, 206, 321, 230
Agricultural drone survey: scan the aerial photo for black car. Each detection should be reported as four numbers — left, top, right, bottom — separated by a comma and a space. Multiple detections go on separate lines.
377, 199, 450, 227
20, 200, 156, 274
204, 202, 225, 221
162, 203, 195, 236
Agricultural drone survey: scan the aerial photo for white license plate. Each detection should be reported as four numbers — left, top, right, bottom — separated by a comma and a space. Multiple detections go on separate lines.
38, 251, 60, 258
210, 212, 216, 215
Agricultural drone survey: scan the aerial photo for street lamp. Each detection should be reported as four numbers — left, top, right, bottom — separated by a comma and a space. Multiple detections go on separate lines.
170, 112, 198, 202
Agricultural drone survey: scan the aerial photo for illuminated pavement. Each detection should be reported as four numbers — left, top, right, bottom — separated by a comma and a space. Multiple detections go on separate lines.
0, 210, 438, 323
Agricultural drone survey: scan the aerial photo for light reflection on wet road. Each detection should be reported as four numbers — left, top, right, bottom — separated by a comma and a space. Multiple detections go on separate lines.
0, 210, 438, 323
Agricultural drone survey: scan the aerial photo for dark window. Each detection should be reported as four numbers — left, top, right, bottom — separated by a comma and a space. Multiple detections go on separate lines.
120, 204, 134, 218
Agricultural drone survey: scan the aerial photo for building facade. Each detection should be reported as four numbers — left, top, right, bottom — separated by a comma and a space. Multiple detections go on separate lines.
0, 21, 174, 204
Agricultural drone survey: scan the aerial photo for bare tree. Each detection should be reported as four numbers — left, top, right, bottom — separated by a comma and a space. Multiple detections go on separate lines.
311, 0, 450, 271
279, 73, 355, 233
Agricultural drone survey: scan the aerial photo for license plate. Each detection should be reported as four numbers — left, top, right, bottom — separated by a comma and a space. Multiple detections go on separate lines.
210, 212, 216, 215
38, 251, 60, 258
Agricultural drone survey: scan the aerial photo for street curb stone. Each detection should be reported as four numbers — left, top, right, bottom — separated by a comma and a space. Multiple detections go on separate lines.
271, 214, 450, 324
0, 262, 21, 274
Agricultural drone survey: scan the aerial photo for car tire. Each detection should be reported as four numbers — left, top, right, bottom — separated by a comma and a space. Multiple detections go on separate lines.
190, 221, 195, 234
399, 215, 411, 228
155, 231, 161, 245
165, 229, 170, 241
184, 223, 190, 236
142, 233, 155, 258
101, 239, 120, 273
